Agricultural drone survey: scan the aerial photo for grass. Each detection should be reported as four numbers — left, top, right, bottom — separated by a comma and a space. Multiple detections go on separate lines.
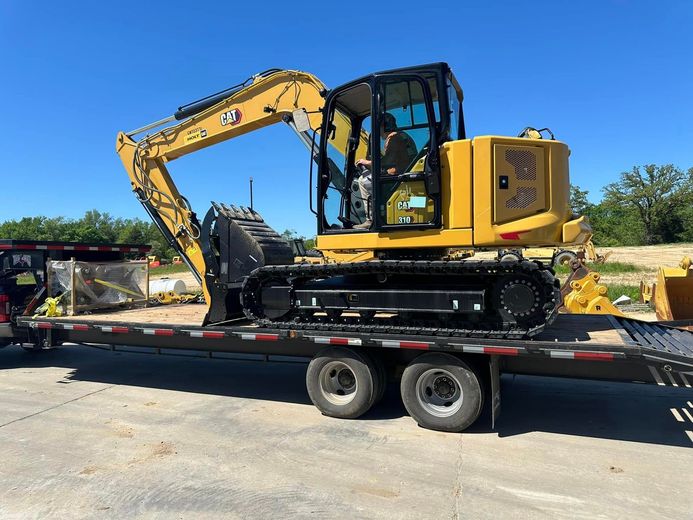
553, 261, 643, 276
149, 263, 191, 276
605, 284, 642, 303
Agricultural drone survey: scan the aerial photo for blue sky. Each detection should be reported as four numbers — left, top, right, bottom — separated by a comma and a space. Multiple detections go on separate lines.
1, 1, 691, 237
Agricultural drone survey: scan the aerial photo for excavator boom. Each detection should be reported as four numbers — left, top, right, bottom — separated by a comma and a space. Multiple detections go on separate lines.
116, 69, 365, 314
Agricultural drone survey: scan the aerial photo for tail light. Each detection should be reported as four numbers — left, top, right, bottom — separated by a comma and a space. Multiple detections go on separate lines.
0, 294, 9, 323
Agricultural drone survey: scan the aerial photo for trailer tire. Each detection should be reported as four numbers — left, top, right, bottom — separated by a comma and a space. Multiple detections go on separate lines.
363, 350, 387, 404
401, 353, 482, 432
306, 347, 378, 419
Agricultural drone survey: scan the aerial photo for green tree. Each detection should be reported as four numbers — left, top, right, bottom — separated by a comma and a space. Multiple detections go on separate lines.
583, 201, 645, 246
570, 184, 592, 215
281, 229, 299, 240
602, 164, 692, 244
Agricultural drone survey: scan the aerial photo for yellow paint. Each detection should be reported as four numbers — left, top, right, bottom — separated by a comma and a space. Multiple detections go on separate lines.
385, 180, 435, 225
562, 271, 625, 317
653, 257, 693, 320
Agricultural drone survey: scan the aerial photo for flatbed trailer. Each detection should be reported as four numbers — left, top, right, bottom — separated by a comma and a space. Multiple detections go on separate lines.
0, 239, 150, 346
16, 307, 693, 432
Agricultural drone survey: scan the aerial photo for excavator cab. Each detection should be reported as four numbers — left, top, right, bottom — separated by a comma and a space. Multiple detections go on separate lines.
318, 63, 459, 235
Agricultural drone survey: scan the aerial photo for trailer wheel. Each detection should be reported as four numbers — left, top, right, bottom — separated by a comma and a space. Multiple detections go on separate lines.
306, 347, 378, 419
363, 350, 387, 404
401, 353, 482, 432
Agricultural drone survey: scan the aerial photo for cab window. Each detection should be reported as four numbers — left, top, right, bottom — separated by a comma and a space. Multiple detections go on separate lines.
320, 83, 372, 231
374, 77, 438, 228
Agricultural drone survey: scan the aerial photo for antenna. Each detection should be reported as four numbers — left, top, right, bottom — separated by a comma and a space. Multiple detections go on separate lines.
249, 177, 254, 211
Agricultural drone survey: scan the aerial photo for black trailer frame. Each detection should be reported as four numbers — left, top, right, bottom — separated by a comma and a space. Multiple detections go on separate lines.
14, 311, 693, 431
17, 313, 693, 381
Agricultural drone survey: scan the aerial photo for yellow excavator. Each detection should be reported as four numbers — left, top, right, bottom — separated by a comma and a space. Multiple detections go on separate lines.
116, 63, 591, 337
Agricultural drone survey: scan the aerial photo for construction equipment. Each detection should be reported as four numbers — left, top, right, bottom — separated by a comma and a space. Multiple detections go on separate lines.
152, 291, 200, 305
498, 240, 608, 267
641, 257, 693, 320
290, 239, 323, 264
561, 261, 625, 316
579, 240, 611, 264
116, 63, 591, 338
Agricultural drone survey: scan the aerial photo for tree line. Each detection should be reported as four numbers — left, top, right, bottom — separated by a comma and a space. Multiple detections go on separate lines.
0, 210, 177, 258
0, 164, 690, 255
571, 164, 693, 246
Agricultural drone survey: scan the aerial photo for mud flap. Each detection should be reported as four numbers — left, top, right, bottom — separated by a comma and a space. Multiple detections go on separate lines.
490, 355, 501, 429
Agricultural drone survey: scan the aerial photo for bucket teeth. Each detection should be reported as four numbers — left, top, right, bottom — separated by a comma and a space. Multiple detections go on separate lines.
213, 201, 265, 223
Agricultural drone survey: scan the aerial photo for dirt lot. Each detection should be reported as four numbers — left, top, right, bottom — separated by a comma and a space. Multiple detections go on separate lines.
603, 243, 693, 270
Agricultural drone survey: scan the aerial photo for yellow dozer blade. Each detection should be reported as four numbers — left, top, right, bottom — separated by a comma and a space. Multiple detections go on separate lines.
652, 257, 693, 320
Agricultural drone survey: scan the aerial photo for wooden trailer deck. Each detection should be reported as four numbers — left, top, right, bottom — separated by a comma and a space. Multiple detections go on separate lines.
55, 304, 209, 326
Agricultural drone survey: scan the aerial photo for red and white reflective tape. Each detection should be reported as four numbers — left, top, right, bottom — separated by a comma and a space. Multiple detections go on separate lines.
237, 332, 279, 341
99, 325, 129, 334
36, 322, 53, 329
549, 350, 616, 361
312, 336, 362, 346
457, 345, 522, 356
186, 330, 225, 339
0, 244, 150, 252
378, 340, 430, 350
61, 323, 89, 331
142, 328, 174, 336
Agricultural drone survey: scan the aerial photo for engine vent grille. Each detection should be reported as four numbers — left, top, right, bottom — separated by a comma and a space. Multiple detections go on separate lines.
505, 149, 537, 180
506, 187, 537, 209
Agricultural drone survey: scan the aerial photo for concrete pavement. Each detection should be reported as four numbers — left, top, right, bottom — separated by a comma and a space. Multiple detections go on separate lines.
0, 344, 691, 519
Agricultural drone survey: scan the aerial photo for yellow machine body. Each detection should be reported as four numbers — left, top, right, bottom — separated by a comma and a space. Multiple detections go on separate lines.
319, 136, 591, 260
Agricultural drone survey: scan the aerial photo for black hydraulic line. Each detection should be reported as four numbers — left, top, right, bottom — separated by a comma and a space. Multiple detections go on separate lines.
174, 68, 284, 120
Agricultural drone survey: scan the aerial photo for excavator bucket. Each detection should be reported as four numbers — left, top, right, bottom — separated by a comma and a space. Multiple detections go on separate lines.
560, 261, 625, 317
652, 257, 693, 321
201, 203, 294, 324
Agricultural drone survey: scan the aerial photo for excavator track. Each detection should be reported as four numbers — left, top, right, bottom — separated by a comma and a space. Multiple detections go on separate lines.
241, 260, 561, 339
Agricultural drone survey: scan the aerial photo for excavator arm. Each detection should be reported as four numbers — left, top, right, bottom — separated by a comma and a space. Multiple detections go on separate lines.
116, 69, 366, 313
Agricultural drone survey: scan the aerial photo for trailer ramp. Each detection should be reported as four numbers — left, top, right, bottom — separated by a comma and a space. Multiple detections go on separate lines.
611, 316, 693, 385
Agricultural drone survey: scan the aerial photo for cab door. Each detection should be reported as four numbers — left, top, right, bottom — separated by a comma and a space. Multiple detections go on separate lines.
372, 74, 441, 231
